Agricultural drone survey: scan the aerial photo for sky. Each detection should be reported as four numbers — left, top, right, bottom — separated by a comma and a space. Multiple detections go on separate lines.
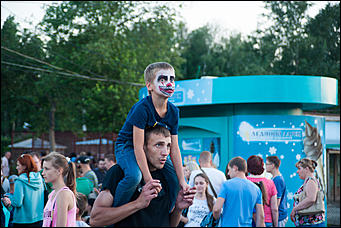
1, 1, 338, 38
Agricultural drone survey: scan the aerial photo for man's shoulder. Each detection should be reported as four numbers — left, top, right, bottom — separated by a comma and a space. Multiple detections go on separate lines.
85, 170, 97, 178
204, 168, 225, 177
102, 165, 124, 193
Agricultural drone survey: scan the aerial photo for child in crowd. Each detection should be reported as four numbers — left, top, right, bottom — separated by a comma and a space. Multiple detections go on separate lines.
75, 193, 90, 227
114, 62, 189, 211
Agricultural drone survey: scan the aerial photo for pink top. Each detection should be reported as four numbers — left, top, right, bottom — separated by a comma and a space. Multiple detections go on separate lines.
43, 186, 76, 227
247, 177, 278, 223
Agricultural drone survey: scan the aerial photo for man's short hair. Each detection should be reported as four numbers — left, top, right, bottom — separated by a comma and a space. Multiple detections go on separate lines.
228, 156, 247, 173
104, 153, 116, 163
199, 151, 212, 163
266, 156, 281, 168
144, 125, 171, 145
144, 62, 174, 84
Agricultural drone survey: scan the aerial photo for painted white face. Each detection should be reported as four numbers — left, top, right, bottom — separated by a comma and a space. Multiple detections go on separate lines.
153, 69, 175, 97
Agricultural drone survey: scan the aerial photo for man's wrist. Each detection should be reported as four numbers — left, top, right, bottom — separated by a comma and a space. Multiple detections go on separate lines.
173, 205, 183, 214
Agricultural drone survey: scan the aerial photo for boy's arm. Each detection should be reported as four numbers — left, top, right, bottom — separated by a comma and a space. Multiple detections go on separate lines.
170, 135, 188, 189
133, 126, 153, 183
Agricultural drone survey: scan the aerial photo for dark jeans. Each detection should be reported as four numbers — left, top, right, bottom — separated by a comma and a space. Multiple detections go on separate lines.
13, 220, 43, 227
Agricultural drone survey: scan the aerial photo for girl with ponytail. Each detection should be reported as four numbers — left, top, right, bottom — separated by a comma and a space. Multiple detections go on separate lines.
42, 152, 77, 227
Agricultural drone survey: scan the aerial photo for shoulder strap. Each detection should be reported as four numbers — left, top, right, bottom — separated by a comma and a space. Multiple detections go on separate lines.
200, 167, 217, 198
51, 187, 69, 210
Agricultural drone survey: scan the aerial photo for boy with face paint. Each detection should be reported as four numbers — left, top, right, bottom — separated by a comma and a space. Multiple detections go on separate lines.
113, 62, 190, 211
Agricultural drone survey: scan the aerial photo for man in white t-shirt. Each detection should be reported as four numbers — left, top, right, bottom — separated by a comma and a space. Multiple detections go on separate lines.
188, 151, 226, 197
1, 151, 11, 177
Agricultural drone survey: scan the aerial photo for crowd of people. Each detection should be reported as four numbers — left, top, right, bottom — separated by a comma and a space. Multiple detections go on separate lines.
1, 62, 326, 227
1, 150, 116, 227
1, 148, 325, 227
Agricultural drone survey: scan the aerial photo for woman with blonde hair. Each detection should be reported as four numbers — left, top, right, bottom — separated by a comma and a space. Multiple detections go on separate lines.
290, 158, 325, 227
42, 152, 77, 227
183, 161, 200, 184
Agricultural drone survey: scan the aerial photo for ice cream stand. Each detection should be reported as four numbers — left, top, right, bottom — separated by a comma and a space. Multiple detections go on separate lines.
139, 75, 338, 226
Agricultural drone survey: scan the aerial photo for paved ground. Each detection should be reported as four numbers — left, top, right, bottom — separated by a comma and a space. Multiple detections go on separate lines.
327, 202, 340, 226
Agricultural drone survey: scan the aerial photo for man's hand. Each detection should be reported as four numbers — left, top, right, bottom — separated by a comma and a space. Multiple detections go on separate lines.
175, 187, 196, 211
2, 196, 11, 207
136, 179, 161, 209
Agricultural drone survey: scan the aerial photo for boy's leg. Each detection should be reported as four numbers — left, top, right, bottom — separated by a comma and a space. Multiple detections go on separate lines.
160, 157, 180, 212
113, 143, 142, 207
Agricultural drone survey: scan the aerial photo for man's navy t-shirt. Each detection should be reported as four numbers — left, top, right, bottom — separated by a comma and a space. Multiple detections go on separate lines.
116, 95, 179, 145
102, 165, 170, 227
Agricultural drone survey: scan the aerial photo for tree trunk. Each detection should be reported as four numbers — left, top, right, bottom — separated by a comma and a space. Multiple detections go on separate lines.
49, 101, 56, 152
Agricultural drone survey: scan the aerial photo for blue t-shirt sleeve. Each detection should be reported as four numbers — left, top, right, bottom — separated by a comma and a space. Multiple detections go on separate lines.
256, 188, 262, 205
273, 177, 284, 199
218, 182, 227, 199
126, 103, 148, 130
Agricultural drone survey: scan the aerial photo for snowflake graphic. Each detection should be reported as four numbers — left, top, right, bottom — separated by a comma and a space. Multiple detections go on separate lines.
287, 192, 294, 200
280, 155, 284, 159
290, 172, 297, 178
187, 89, 194, 99
296, 154, 301, 160
269, 146, 277, 155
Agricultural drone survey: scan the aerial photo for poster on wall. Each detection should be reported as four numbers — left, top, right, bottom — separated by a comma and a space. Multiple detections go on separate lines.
180, 137, 221, 168
233, 115, 326, 226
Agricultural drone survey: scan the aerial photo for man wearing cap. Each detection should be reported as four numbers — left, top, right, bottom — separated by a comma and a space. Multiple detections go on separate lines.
90, 125, 196, 227
77, 155, 99, 211
77, 156, 99, 190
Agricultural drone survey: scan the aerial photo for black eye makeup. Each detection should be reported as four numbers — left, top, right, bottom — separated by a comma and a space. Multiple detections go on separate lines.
157, 75, 175, 82
157, 75, 168, 82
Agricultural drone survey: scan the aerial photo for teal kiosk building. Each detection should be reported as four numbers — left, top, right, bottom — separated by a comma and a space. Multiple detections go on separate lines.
139, 75, 338, 226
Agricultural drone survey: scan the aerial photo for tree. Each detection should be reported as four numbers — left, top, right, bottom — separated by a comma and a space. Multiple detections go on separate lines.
36, 1, 185, 141
254, 1, 312, 74
180, 25, 214, 79
1, 16, 22, 137
299, 2, 340, 113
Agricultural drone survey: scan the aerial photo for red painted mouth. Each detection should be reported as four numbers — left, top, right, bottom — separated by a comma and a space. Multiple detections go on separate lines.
159, 86, 175, 96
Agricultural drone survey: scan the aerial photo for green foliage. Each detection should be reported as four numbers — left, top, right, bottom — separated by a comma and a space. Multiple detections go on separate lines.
1, 0, 339, 142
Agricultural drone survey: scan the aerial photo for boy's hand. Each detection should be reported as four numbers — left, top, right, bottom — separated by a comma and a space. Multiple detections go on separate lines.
144, 177, 162, 193
180, 181, 191, 193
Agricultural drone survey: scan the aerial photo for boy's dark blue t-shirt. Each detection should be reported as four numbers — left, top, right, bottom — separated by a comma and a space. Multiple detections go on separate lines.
116, 95, 179, 145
